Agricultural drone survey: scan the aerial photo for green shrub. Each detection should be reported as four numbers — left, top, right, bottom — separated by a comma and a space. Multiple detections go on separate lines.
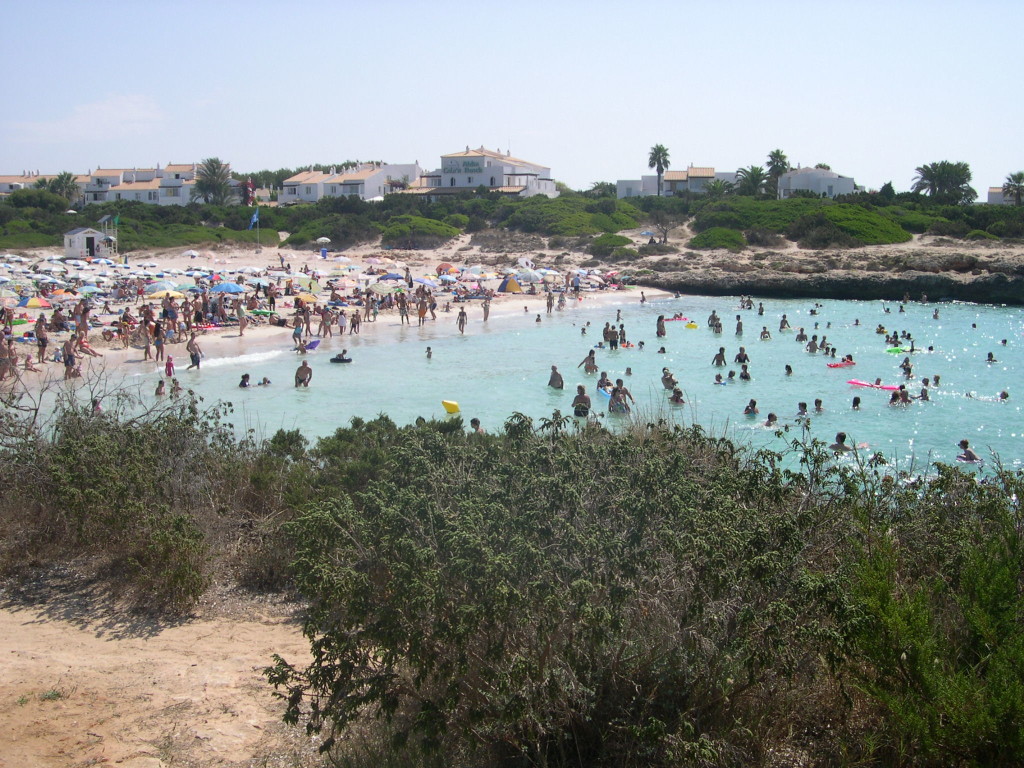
819, 204, 911, 245
965, 228, 998, 240
638, 242, 679, 255
787, 213, 862, 249
928, 219, 971, 237
380, 215, 458, 249
588, 233, 632, 257
688, 227, 745, 250
611, 246, 639, 261
443, 213, 469, 230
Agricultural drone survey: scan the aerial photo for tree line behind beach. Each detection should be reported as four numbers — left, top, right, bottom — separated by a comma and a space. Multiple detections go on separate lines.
5, 175, 1024, 260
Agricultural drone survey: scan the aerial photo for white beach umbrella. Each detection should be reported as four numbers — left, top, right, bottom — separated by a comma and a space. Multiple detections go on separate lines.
237, 266, 259, 274
316, 237, 331, 244
93, 258, 115, 265
66, 259, 88, 267
182, 249, 200, 257
138, 261, 157, 268
44, 254, 64, 261
0, 276, 10, 284
39, 264, 66, 273
166, 267, 184, 275
332, 255, 351, 263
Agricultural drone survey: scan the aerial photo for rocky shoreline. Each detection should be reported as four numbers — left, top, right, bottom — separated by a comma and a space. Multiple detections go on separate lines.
631, 237, 1024, 305
640, 268, 1024, 305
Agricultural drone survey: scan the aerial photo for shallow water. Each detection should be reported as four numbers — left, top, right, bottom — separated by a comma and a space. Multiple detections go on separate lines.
111, 294, 1023, 469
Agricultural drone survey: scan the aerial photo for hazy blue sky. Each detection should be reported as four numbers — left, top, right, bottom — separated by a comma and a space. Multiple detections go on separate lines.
3, 0, 1020, 195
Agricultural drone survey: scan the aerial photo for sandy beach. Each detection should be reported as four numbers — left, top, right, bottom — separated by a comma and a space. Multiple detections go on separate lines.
3, 233, 675, 394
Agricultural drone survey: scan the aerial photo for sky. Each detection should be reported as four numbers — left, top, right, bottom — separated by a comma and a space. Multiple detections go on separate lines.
3, 0, 1021, 196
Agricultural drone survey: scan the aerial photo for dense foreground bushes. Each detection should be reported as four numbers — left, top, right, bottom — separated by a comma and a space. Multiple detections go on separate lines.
0, 394, 1022, 766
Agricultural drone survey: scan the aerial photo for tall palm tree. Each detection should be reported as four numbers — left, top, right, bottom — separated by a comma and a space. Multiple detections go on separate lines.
911, 161, 977, 205
1002, 171, 1024, 206
648, 144, 670, 197
734, 165, 767, 197
766, 149, 789, 197
192, 157, 235, 205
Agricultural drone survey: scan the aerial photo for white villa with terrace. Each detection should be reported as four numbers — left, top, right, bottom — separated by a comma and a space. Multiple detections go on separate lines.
777, 167, 858, 199
279, 162, 422, 204
404, 146, 558, 199
617, 166, 737, 198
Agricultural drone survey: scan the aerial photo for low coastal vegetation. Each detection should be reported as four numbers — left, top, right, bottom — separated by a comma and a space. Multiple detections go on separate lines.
1, 391, 1021, 766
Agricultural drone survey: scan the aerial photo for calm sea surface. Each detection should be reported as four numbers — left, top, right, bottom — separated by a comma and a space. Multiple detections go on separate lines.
114, 294, 1022, 470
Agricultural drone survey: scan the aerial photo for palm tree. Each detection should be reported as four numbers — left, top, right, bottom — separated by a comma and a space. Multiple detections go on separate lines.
702, 178, 734, 201
648, 144, 670, 197
766, 149, 789, 197
47, 171, 81, 204
1002, 171, 1024, 206
734, 165, 767, 197
911, 161, 977, 205
192, 157, 235, 205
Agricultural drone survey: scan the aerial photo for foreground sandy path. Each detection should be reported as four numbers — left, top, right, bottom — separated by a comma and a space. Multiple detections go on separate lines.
0, 592, 311, 767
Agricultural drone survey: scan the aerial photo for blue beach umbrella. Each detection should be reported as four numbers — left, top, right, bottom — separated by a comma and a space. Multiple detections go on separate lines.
414, 277, 439, 288
211, 282, 245, 294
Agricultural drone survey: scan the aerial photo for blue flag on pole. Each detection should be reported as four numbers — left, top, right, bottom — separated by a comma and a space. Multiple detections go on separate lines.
248, 208, 259, 230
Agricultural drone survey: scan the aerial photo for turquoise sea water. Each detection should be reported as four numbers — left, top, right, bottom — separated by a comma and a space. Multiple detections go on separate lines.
121, 294, 1022, 470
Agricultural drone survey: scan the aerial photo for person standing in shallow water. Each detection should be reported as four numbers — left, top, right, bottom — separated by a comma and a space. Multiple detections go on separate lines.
457, 307, 468, 334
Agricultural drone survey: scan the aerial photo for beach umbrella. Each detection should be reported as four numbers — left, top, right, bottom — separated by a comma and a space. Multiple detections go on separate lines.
0, 276, 9, 284
211, 282, 245, 294
438, 274, 457, 283
380, 272, 404, 281
237, 266, 260, 274
185, 270, 209, 277
182, 249, 199, 257
78, 285, 104, 294
332, 255, 351, 263
246, 278, 271, 287
39, 264, 66, 273
17, 297, 51, 308
165, 267, 184, 275
515, 269, 543, 283
148, 289, 185, 299
93, 258, 115, 265
146, 280, 179, 293
0, 288, 18, 298
640, 230, 655, 237
517, 257, 536, 270
368, 283, 395, 295
42, 254, 64, 261
365, 257, 383, 265
294, 292, 320, 303
316, 237, 331, 244
66, 259, 88, 267
138, 261, 157, 268
436, 262, 454, 274
414, 277, 439, 288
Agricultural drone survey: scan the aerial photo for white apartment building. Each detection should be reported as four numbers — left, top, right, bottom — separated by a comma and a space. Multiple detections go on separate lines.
406, 146, 558, 199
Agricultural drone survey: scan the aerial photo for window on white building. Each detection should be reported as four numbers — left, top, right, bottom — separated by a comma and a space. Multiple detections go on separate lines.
165, 188, 180, 197
450, 178, 455, 187
467, 177, 473, 184
305, 186, 312, 195
490, 177, 495, 186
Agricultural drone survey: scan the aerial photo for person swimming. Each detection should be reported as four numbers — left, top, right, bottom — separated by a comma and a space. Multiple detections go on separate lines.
830, 432, 853, 452
331, 349, 352, 363
957, 439, 980, 462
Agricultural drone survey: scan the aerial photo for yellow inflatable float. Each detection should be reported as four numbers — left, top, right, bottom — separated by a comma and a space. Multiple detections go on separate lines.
442, 400, 460, 414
